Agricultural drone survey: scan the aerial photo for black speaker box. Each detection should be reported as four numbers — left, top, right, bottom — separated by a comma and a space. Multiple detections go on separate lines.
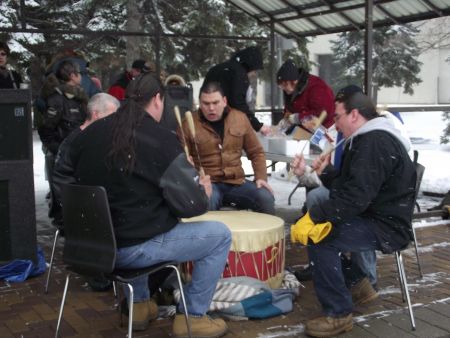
160, 84, 193, 131
0, 89, 37, 264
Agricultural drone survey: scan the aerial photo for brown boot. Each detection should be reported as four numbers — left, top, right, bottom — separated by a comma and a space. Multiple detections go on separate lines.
305, 314, 353, 337
127, 299, 158, 331
172, 314, 228, 338
351, 277, 378, 305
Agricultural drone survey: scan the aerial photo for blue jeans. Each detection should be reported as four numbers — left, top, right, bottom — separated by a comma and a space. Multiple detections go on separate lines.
352, 251, 377, 287
115, 220, 231, 316
307, 217, 380, 316
306, 186, 330, 210
209, 180, 275, 215
306, 186, 378, 286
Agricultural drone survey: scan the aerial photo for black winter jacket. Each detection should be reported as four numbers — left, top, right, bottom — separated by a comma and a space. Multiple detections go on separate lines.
310, 117, 416, 253
38, 84, 87, 154
52, 127, 82, 220
69, 114, 209, 248
0, 68, 22, 89
204, 47, 263, 131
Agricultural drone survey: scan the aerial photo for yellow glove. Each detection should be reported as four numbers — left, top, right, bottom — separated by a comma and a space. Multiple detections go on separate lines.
290, 212, 315, 245
308, 221, 332, 244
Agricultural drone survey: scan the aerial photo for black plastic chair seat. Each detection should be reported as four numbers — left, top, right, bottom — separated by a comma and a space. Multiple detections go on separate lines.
108, 262, 176, 283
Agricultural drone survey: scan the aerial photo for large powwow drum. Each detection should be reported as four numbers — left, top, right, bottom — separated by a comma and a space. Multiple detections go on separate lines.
182, 211, 285, 288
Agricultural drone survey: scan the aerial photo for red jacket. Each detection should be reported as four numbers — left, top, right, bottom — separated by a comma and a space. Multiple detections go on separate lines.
108, 71, 132, 101
284, 74, 335, 128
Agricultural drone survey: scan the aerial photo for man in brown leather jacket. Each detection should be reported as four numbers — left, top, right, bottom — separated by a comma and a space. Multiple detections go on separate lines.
180, 81, 275, 214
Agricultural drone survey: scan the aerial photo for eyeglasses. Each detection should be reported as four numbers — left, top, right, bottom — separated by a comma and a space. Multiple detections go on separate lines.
334, 112, 348, 122
0, 52, 7, 56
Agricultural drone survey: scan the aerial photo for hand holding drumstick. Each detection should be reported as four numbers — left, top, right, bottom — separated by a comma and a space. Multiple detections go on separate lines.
291, 138, 345, 177
199, 174, 212, 198
310, 138, 345, 173
175, 107, 210, 195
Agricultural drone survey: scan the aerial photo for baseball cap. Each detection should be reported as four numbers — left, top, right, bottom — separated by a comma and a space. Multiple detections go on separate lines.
131, 59, 147, 71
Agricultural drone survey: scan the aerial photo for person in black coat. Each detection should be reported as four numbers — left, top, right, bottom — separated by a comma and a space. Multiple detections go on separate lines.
38, 60, 88, 156
0, 41, 22, 89
68, 73, 231, 337
52, 93, 120, 225
37, 60, 88, 220
203, 46, 271, 135
290, 91, 416, 337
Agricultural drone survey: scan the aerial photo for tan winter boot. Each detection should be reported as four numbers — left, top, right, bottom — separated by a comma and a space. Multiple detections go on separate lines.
172, 314, 228, 338
351, 277, 379, 305
127, 299, 158, 331
305, 314, 353, 337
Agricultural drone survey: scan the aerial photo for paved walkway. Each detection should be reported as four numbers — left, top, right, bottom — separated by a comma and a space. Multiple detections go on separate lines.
1, 207, 450, 337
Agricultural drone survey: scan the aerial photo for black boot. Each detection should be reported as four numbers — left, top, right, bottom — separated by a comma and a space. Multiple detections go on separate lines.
85, 275, 113, 291
294, 265, 312, 281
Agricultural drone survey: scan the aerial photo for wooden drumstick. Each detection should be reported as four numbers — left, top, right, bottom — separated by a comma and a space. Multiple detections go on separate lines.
289, 138, 344, 179
174, 105, 190, 159
294, 110, 328, 155
313, 110, 327, 129
309, 138, 345, 173
185, 111, 206, 176
289, 110, 329, 178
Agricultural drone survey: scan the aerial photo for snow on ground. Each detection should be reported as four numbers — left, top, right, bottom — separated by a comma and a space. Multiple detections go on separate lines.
401, 111, 450, 194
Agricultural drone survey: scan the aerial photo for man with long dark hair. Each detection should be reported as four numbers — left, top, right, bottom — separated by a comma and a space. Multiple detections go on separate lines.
69, 73, 231, 337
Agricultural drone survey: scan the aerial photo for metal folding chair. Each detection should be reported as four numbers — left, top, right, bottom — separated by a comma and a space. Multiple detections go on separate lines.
387, 151, 425, 331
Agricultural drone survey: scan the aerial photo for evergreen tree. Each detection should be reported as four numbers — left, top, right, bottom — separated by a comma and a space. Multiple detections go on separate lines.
440, 45, 450, 144
330, 24, 422, 103
442, 111, 450, 144
1, 0, 308, 88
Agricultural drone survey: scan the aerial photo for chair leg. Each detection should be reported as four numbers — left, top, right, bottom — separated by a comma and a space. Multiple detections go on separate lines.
55, 273, 70, 338
45, 229, 60, 293
168, 265, 192, 338
115, 282, 125, 327
394, 251, 406, 302
112, 281, 118, 298
395, 252, 416, 330
125, 283, 134, 338
411, 226, 423, 278
288, 183, 301, 206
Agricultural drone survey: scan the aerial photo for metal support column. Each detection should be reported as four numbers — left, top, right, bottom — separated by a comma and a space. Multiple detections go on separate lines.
364, 0, 374, 100
155, 26, 161, 78
270, 21, 276, 124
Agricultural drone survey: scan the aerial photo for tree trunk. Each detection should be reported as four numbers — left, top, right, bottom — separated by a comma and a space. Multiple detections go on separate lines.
126, 0, 143, 68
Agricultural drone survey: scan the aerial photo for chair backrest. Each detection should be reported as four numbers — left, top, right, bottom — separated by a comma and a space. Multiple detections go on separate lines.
60, 184, 116, 276
413, 150, 425, 202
